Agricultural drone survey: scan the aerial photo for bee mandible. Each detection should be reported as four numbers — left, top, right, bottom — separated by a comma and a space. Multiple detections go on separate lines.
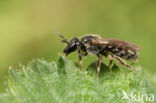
56, 32, 141, 78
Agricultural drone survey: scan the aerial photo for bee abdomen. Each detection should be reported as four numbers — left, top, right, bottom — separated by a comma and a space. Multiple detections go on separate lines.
106, 46, 138, 60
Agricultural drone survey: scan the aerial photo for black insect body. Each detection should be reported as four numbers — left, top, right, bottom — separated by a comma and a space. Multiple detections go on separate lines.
56, 32, 141, 78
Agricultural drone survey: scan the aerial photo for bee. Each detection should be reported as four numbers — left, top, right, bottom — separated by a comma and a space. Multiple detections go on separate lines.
56, 32, 141, 78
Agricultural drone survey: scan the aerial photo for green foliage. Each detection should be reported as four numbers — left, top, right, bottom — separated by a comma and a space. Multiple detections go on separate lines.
0, 56, 155, 103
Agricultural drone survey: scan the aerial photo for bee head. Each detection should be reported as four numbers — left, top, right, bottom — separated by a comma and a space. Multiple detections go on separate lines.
55, 32, 80, 55
63, 37, 80, 55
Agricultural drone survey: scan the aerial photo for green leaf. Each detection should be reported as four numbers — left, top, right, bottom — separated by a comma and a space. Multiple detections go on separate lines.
0, 56, 155, 103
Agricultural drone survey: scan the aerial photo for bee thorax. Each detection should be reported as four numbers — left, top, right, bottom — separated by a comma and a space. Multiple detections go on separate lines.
86, 45, 99, 54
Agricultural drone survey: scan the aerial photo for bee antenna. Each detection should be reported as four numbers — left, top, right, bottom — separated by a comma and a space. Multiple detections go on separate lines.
55, 31, 69, 44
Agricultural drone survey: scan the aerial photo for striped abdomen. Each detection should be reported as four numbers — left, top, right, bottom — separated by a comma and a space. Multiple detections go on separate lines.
105, 45, 139, 60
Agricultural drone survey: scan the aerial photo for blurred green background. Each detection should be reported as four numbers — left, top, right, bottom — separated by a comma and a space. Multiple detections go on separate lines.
0, 0, 156, 92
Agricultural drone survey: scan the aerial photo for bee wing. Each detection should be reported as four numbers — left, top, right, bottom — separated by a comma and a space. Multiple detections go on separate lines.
92, 38, 141, 51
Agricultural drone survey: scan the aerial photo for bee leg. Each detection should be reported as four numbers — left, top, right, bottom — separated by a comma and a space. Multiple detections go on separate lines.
77, 50, 83, 70
109, 60, 113, 68
114, 55, 135, 71
96, 54, 102, 79
107, 55, 114, 68
77, 50, 88, 70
